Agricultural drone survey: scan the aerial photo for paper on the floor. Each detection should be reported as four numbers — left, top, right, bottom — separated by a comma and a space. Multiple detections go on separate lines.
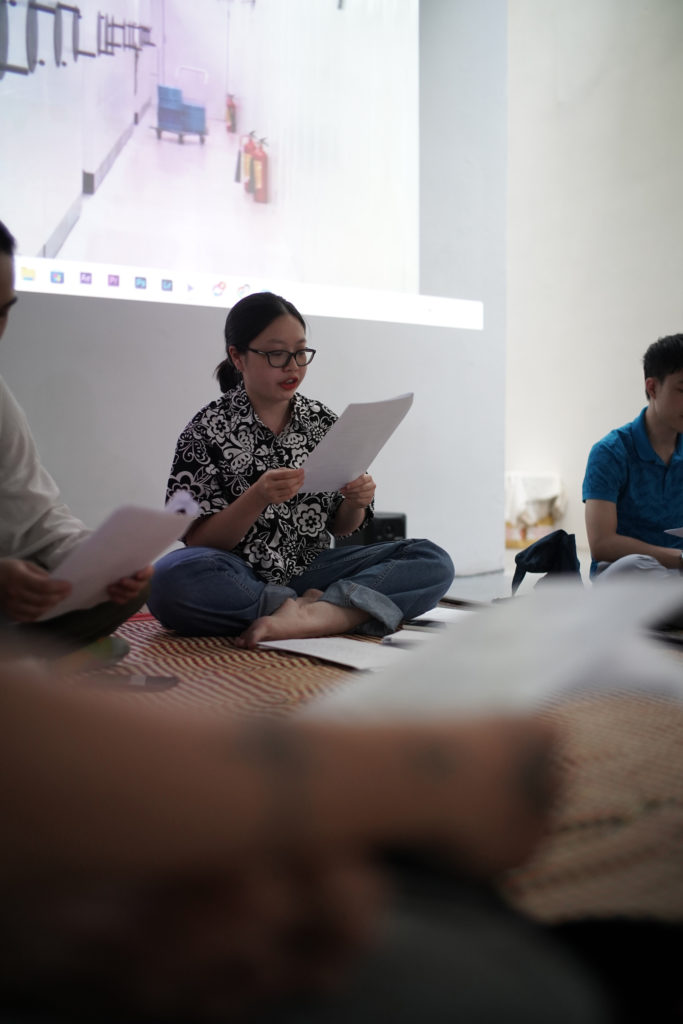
406, 606, 476, 626
259, 604, 467, 668
258, 635, 412, 671
300, 577, 683, 721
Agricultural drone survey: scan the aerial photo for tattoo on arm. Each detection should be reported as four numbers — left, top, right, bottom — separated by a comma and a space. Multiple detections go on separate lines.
409, 741, 462, 780
233, 724, 311, 851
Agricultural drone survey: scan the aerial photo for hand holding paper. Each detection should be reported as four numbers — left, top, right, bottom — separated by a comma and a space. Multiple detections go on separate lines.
298, 393, 413, 492
38, 492, 198, 620
106, 564, 155, 605
339, 472, 376, 509
0, 559, 72, 623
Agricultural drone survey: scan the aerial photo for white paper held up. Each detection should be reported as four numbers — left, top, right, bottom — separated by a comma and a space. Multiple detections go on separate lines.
38, 492, 198, 620
298, 393, 414, 492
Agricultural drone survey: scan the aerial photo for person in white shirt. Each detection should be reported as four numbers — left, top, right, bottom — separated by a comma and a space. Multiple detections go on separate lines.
0, 219, 151, 656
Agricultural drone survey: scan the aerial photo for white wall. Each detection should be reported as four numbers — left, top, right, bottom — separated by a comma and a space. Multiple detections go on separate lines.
420, 0, 508, 566
506, 0, 683, 548
155, 0, 228, 118
1, 0, 156, 255
225, 0, 420, 293
80, 0, 156, 183
1, 0, 83, 254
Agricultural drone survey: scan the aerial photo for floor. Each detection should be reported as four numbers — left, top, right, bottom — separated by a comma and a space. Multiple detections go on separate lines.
445, 545, 592, 604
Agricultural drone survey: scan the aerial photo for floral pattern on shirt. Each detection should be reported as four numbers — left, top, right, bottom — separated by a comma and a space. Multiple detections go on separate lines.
167, 383, 352, 585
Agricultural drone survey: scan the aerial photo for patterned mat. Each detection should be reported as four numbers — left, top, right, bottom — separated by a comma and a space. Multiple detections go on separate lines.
502, 692, 683, 923
96, 613, 355, 719
96, 615, 683, 925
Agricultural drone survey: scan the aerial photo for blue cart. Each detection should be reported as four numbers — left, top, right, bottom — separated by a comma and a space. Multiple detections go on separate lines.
153, 85, 207, 144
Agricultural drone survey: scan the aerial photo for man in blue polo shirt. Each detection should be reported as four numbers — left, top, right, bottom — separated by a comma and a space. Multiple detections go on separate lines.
583, 334, 683, 579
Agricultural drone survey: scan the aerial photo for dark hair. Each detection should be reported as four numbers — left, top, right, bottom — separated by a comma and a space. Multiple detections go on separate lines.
0, 220, 16, 257
643, 334, 683, 397
215, 291, 307, 393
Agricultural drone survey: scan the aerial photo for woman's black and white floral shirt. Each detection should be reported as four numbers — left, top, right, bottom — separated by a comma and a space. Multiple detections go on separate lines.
167, 382, 369, 585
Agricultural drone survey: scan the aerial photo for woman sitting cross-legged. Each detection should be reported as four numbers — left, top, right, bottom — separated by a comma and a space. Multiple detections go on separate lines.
148, 292, 454, 647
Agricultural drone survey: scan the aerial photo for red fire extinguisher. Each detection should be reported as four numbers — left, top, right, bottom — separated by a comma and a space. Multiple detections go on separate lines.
252, 136, 268, 203
226, 94, 237, 133
242, 132, 256, 193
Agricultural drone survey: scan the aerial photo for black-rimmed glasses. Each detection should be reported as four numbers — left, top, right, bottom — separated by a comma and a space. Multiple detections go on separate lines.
246, 348, 316, 368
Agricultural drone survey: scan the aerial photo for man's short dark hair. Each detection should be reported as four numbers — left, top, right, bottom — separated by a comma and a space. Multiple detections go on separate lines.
643, 334, 683, 394
0, 220, 16, 257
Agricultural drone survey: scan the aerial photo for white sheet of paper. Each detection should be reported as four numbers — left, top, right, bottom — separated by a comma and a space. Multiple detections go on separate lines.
407, 606, 476, 625
298, 393, 414, 492
300, 577, 683, 721
39, 499, 196, 620
258, 636, 410, 671
665, 526, 683, 538
381, 631, 440, 649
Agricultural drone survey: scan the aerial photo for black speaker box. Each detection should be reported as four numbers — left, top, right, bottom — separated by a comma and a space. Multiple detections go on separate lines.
335, 512, 407, 547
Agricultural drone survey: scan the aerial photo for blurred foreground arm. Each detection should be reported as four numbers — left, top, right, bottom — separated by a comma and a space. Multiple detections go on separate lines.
0, 663, 558, 881
0, 661, 559, 1019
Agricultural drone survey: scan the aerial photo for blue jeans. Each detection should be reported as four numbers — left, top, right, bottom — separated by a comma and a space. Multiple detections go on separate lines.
148, 539, 455, 638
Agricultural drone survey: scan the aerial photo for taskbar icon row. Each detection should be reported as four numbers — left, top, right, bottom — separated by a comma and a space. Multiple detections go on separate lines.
22, 265, 176, 293
15, 258, 255, 307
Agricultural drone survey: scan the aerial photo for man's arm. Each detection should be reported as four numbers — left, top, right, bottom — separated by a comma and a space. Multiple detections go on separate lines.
0, 661, 557, 883
0, 660, 557, 1018
585, 499, 683, 569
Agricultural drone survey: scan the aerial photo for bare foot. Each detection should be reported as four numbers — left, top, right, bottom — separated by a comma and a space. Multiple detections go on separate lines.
235, 590, 369, 649
233, 591, 322, 649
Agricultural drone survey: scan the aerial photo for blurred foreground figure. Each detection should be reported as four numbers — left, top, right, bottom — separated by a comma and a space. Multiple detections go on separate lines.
0, 657, 609, 1024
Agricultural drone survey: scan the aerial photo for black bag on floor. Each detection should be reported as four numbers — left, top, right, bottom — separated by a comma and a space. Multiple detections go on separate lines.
511, 529, 582, 595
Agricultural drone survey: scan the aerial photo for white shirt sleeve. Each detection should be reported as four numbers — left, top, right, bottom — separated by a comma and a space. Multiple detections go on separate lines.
0, 375, 91, 571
